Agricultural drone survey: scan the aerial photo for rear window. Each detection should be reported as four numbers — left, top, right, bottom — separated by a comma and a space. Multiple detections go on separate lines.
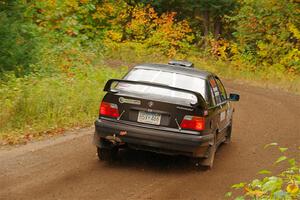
117, 68, 206, 102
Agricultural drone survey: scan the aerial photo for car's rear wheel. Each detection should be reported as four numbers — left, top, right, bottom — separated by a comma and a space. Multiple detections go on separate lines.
97, 147, 118, 161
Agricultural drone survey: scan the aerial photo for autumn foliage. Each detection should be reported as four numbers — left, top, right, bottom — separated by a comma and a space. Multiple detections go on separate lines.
95, 2, 194, 57
1, 0, 299, 76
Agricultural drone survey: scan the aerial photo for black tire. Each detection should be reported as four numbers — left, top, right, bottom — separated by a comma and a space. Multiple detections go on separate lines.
97, 147, 118, 161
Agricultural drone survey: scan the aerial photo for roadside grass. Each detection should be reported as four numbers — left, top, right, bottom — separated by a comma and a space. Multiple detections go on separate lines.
188, 56, 300, 94
0, 66, 127, 145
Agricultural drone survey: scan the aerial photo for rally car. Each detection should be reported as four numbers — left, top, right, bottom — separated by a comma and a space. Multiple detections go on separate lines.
94, 60, 239, 168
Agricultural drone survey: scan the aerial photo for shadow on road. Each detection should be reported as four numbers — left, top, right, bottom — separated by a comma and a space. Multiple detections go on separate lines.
96, 141, 237, 174
99, 148, 220, 173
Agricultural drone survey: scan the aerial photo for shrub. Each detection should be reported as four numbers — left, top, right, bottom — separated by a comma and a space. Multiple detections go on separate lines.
0, 66, 127, 144
0, 0, 40, 77
226, 143, 300, 200
103, 4, 194, 57
229, 0, 300, 73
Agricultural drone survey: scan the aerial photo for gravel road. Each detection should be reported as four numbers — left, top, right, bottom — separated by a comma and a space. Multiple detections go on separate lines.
1, 81, 299, 200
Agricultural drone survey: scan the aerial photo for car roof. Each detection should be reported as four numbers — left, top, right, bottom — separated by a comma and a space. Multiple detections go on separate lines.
133, 63, 213, 79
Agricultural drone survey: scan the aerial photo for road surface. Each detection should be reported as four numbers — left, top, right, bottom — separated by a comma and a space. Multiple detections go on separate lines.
1, 81, 300, 200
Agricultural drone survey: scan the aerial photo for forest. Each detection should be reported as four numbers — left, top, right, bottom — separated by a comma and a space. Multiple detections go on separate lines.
0, 0, 299, 142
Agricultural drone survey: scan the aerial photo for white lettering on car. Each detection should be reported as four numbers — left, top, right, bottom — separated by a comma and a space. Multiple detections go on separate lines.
176, 106, 194, 111
119, 97, 141, 105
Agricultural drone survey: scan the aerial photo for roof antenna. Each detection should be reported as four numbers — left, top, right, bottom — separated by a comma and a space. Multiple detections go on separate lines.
168, 60, 194, 68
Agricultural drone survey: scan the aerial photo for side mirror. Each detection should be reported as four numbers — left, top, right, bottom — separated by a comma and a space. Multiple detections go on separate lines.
229, 93, 240, 101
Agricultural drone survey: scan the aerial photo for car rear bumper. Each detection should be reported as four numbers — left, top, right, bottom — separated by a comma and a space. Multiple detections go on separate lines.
94, 118, 214, 158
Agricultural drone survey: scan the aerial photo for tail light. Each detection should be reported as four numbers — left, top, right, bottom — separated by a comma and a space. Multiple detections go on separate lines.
180, 115, 205, 131
99, 101, 120, 118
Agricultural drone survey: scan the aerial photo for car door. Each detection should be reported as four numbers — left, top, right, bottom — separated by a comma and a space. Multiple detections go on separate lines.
208, 76, 228, 142
207, 77, 221, 141
214, 76, 230, 141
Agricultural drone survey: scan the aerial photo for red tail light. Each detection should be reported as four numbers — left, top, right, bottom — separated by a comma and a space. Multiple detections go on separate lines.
99, 101, 120, 118
180, 115, 205, 131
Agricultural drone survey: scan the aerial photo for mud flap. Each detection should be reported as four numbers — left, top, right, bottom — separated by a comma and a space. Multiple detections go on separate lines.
199, 145, 216, 169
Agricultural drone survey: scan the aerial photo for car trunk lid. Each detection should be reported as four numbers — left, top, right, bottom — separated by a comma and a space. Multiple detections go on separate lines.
102, 90, 205, 130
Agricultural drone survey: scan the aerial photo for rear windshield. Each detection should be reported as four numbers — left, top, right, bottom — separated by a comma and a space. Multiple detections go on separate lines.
117, 68, 206, 102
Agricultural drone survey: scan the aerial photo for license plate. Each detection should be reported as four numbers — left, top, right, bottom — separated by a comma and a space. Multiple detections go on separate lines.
137, 111, 161, 125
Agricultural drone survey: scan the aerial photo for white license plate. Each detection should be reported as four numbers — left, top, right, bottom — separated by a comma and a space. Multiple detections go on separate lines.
137, 111, 161, 125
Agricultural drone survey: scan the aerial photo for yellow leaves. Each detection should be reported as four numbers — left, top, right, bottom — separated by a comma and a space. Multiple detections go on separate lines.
286, 182, 299, 194
49, 0, 56, 7
93, 3, 114, 20
148, 7, 157, 19
230, 43, 239, 55
132, 4, 157, 21
210, 39, 230, 60
127, 7, 150, 39
92, 6, 107, 20
257, 41, 268, 57
280, 48, 300, 71
109, 5, 193, 57
245, 187, 264, 198
284, 49, 300, 62
148, 12, 192, 57
288, 23, 300, 40
66, 0, 79, 9
125, 5, 160, 40
92, 0, 129, 25
106, 30, 123, 42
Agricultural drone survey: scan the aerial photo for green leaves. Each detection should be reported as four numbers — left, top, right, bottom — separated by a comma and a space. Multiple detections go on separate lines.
279, 147, 288, 153
0, 1, 40, 77
234, 196, 245, 200
261, 177, 283, 192
263, 144, 289, 165
225, 192, 232, 197
229, 0, 300, 73
275, 156, 287, 164
258, 170, 272, 175
232, 182, 246, 189
227, 143, 300, 199
288, 159, 296, 167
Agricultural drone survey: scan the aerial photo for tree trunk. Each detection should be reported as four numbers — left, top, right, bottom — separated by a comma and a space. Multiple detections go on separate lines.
213, 16, 222, 39
203, 9, 210, 47
203, 10, 210, 37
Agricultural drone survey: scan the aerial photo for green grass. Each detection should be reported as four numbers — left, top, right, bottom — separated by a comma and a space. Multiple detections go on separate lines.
188, 56, 300, 94
0, 66, 127, 144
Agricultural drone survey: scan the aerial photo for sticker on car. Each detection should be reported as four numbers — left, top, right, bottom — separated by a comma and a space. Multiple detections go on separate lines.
119, 97, 141, 105
220, 111, 226, 122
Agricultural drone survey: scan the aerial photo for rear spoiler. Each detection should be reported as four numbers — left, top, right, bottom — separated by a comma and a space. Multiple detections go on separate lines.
104, 79, 207, 108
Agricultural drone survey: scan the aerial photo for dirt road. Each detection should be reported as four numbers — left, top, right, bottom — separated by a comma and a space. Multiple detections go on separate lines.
1, 81, 299, 200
